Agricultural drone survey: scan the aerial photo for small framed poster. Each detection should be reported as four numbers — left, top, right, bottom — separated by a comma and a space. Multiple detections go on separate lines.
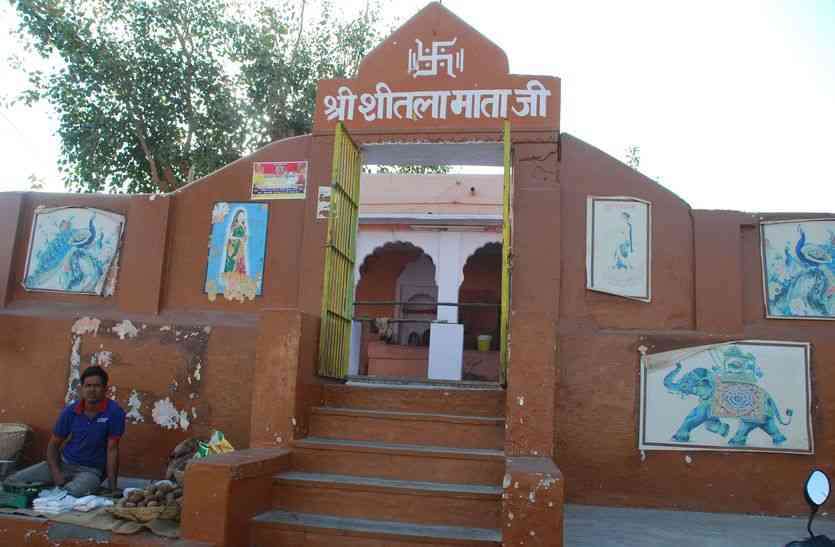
316, 186, 332, 219
586, 196, 652, 302
204, 202, 268, 302
251, 161, 307, 200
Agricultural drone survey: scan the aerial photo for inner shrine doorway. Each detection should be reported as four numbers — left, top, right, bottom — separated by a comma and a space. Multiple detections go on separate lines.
317, 124, 513, 383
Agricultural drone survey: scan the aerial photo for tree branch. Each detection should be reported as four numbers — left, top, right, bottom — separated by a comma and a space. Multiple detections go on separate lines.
133, 119, 171, 193
170, 13, 195, 180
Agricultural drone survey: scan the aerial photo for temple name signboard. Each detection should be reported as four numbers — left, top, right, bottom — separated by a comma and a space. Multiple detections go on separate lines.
322, 78, 551, 124
313, 3, 560, 133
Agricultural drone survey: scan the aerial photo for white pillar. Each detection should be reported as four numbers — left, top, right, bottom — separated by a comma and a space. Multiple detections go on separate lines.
428, 231, 464, 380
436, 231, 463, 323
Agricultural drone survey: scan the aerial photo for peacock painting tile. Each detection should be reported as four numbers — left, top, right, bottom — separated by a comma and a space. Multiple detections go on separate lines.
761, 219, 835, 320
23, 207, 125, 296
640, 341, 812, 454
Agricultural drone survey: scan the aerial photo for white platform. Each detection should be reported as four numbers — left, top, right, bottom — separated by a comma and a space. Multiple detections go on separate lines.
427, 322, 463, 381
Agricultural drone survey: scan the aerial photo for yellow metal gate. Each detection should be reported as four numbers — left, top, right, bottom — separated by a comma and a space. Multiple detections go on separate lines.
500, 121, 512, 384
318, 122, 362, 378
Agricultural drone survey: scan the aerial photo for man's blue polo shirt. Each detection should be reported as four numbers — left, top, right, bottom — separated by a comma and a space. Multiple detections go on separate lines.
53, 398, 126, 473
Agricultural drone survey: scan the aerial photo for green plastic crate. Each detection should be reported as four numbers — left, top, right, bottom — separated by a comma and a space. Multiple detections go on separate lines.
0, 483, 45, 509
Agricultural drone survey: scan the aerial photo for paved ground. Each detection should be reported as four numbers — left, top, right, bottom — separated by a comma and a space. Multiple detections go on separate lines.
565, 504, 835, 547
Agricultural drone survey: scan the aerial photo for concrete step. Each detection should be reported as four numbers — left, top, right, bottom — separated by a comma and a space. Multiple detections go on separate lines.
273, 471, 502, 529
346, 375, 502, 390
323, 383, 506, 417
310, 406, 505, 449
250, 510, 502, 546
291, 437, 505, 486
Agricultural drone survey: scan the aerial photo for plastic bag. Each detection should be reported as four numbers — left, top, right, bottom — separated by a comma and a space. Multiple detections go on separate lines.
208, 431, 234, 454
193, 430, 234, 460
32, 488, 77, 514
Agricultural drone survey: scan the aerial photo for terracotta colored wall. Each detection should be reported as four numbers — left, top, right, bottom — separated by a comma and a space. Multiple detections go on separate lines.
0, 313, 256, 478
554, 133, 835, 516
0, 193, 23, 307
559, 135, 694, 330
506, 139, 561, 458
162, 136, 311, 313
2, 123, 833, 517
0, 135, 315, 478
251, 309, 322, 450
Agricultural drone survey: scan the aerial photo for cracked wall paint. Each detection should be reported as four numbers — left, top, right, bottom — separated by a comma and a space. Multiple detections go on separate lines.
527, 476, 558, 504
91, 351, 113, 368
126, 390, 144, 424
66, 320, 211, 430
65, 336, 82, 404
103, 258, 120, 297
211, 202, 230, 224
112, 319, 139, 340
71, 317, 100, 336
207, 275, 260, 303
152, 397, 190, 431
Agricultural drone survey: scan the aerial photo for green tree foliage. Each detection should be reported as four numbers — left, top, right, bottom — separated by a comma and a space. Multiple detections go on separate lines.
626, 144, 641, 169
230, 0, 384, 143
11, 0, 384, 193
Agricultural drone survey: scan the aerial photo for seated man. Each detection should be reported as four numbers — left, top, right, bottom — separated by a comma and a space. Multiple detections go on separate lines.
5, 365, 126, 497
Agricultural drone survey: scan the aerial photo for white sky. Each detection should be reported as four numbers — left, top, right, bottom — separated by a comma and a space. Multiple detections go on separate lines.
1, 0, 833, 212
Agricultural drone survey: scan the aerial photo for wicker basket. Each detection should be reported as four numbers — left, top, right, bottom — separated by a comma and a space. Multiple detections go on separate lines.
0, 424, 30, 460
108, 501, 180, 522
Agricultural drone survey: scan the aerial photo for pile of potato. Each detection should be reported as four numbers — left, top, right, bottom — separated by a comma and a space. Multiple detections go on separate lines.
120, 482, 183, 508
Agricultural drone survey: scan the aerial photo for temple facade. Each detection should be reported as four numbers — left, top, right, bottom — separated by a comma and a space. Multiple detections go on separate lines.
0, 3, 833, 546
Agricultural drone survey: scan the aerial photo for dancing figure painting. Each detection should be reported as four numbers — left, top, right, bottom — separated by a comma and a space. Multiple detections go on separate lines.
761, 219, 835, 320
586, 196, 651, 301
23, 207, 125, 295
205, 202, 268, 302
640, 341, 812, 454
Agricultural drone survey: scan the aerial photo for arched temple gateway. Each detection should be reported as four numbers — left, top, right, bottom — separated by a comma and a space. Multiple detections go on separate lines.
0, 3, 833, 545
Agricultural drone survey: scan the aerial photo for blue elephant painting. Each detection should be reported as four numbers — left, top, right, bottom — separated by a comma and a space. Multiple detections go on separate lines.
640, 341, 812, 454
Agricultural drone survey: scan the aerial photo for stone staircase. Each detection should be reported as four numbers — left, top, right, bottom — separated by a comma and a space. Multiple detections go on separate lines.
249, 378, 506, 546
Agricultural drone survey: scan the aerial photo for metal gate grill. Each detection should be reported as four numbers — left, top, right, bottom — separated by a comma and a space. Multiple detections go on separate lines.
500, 121, 512, 384
318, 122, 361, 378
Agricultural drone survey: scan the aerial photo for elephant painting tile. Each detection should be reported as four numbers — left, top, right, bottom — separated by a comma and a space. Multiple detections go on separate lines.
640, 341, 813, 454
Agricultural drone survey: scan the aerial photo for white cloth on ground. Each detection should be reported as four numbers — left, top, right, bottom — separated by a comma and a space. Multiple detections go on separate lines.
33, 488, 78, 514
72, 495, 114, 512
